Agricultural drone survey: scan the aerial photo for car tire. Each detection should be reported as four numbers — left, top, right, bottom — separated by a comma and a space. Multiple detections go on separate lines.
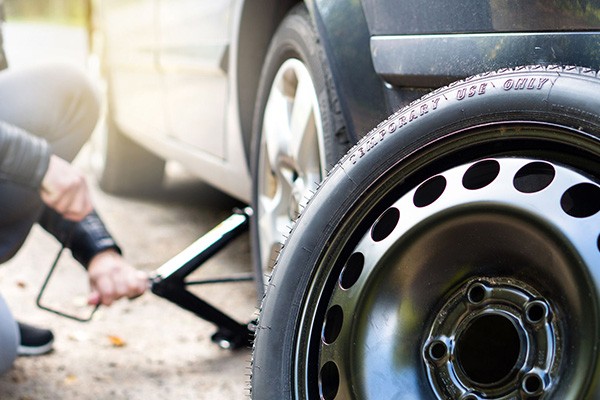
251, 65, 600, 399
250, 4, 349, 292
98, 89, 165, 195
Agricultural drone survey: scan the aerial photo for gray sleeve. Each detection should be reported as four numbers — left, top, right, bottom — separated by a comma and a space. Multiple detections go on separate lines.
0, 120, 51, 189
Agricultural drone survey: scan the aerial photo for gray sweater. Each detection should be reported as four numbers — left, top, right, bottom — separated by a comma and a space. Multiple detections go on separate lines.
0, 120, 51, 190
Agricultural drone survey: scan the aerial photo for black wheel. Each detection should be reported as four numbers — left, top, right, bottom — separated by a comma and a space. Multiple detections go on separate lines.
252, 66, 600, 399
98, 87, 165, 195
250, 4, 349, 292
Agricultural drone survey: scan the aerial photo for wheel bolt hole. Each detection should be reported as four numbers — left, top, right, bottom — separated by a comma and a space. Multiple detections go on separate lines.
322, 305, 344, 345
522, 373, 544, 396
467, 283, 487, 304
371, 207, 400, 242
561, 182, 600, 218
525, 301, 548, 324
339, 252, 364, 290
414, 175, 446, 208
319, 361, 340, 400
461, 394, 479, 400
427, 340, 448, 362
463, 159, 500, 190
513, 162, 555, 193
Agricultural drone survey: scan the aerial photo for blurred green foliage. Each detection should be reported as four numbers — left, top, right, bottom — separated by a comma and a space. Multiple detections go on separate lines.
4, 0, 90, 25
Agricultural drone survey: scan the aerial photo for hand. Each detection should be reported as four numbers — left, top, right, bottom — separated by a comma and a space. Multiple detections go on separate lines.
40, 155, 93, 221
87, 249, 148, 306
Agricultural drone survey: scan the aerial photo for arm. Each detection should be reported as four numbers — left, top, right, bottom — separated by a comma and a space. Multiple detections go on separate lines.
0, 119, 146, 304
39, 208, 147, 306
87, 249, 148, 306
40, 155, 93, 220
0, 120, 51, 189
0, 120, 92, 220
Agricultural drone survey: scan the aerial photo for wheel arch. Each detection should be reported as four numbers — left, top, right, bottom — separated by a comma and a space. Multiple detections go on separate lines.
235, 0, 381, 164
235, 0, 300, 163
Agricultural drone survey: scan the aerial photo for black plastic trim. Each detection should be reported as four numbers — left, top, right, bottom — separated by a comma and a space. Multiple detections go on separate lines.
372, 32, 600, 88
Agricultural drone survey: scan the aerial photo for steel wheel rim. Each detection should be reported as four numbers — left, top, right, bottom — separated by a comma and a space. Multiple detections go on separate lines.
293, 127, 600, 399
257, 58, 326, 272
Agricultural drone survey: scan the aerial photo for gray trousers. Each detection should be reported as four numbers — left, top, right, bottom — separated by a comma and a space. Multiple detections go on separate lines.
0, 64, 99, 373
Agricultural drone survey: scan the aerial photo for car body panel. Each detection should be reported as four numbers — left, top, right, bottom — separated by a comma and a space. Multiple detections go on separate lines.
364, 0, 600, 88
362, 0, 600, 35
158, 0, 232, 158
101, 0, 166, 139
97, 0, 600, 204
306, 0, 600, 135
98, 0, 251, 202
372, 32, 600, 88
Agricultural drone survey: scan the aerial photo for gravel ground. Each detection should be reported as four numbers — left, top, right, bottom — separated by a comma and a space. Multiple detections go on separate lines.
0, 158, 257, 400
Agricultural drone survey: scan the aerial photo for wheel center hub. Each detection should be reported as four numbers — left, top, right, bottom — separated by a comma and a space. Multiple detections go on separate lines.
456, 313, 522, 386
424, 278, 557, 399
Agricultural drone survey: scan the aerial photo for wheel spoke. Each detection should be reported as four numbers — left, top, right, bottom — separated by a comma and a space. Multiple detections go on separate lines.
257, 192, 289, 269
262, 85, 292, 171
289, 71, 319, 172
257, 58, 326, 275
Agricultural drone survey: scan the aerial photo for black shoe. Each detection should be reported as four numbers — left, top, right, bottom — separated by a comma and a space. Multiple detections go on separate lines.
17, 322, 54, 356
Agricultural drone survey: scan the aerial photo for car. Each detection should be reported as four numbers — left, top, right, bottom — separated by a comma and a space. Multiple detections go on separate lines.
94, 1, 600, 398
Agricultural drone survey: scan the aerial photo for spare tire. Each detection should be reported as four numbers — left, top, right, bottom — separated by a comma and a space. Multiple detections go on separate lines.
251, 65, 600, 399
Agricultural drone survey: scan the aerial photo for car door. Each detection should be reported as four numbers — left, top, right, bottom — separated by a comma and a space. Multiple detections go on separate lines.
100, 0, 166, 139
157, 0, 234, 159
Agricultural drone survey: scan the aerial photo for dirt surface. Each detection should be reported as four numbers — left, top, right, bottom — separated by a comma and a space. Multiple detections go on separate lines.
0, 159, 257, 400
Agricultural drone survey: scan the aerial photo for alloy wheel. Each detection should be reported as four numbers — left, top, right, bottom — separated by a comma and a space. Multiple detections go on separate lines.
257, 58, 326, 271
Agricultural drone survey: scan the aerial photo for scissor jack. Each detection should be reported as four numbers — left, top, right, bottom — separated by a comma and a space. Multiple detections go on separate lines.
149, 207, 255, 349
37, 207, 256, 350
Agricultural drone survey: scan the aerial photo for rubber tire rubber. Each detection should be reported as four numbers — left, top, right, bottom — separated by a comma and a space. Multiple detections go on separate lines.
250, 3, 349, 295
251, 65, 600, 399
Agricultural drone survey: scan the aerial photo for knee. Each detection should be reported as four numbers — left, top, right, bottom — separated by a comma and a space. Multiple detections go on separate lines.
38, 64, 101, 159
50, 64, 100, 127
